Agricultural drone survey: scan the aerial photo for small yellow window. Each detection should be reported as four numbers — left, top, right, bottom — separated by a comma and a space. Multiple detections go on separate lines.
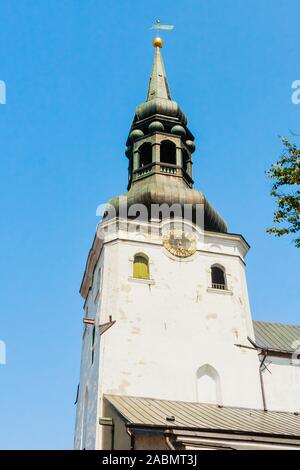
133, 254, 149, 280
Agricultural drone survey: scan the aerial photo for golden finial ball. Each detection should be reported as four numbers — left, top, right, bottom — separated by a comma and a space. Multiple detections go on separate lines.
153, 37, 163, 48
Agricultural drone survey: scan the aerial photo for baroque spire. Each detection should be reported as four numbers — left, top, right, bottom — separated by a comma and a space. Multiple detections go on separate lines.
147, 39, 171, 101
105, 35, 227, 235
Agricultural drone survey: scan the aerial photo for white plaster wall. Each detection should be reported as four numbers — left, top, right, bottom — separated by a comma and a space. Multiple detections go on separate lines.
75, 223, 300, 449
73, 253, 105, 449
262, 357, 300, 412
97, 227, 263, 410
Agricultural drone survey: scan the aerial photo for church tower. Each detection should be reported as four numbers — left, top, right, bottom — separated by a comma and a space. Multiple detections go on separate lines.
74, 37, 263, 450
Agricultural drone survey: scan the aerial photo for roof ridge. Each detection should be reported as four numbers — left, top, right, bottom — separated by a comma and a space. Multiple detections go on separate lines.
104, 394, 300, 417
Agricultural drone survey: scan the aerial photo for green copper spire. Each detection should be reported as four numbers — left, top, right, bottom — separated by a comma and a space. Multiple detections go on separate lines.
146, 41, 171, 101
107, 34, 228, 235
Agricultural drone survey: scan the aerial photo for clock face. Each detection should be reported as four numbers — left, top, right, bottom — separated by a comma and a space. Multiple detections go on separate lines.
163, 230, 197, 258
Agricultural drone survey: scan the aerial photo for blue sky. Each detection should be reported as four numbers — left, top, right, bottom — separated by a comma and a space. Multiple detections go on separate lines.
0, 0, 299, 450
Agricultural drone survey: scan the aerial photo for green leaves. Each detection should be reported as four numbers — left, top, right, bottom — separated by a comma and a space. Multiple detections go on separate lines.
266, 136, 300, 248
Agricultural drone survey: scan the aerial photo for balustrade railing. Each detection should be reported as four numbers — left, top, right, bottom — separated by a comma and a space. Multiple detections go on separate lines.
211, 283, 226, 290
159, 162, 179, 175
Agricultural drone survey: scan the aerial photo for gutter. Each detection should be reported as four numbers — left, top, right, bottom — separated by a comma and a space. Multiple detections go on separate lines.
125, 423, 300, 443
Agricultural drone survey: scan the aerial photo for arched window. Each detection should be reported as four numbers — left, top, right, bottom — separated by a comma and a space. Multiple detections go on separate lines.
139, 143, 152, 167
133, 253, 149, 280
182, 149, 189, 173
160, 140, 176, 165
211, 265, 226, 290
196, 364, 222, 405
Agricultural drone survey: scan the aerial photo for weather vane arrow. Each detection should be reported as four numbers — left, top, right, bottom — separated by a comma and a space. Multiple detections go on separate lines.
150, 19, 174, 31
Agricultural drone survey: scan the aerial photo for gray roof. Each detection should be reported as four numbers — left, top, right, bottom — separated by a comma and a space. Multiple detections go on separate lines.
105, 395, 300, 438
253, 320, 300, 353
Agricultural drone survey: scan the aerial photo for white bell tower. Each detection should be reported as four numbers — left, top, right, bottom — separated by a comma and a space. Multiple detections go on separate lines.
74, 38, 263, 450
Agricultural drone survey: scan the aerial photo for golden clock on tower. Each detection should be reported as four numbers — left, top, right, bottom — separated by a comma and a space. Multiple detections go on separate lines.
162, 229, 197, 258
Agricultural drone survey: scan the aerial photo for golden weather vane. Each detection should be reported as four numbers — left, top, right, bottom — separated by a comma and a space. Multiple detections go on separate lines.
149, 19, 174, 48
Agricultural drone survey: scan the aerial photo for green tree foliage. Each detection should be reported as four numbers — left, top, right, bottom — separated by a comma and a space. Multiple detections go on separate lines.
267, 137, 300, 247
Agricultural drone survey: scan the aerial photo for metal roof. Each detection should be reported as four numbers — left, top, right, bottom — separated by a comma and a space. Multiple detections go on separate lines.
253, 320, 300, 353
146, 43, 171, 101
105, 395, 300, 438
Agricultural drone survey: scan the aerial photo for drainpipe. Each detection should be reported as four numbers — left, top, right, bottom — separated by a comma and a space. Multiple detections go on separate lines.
247, 337, 268, 412
259, 351, 268, 411
126, 426, 135, 450
165, 435, 175, 450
